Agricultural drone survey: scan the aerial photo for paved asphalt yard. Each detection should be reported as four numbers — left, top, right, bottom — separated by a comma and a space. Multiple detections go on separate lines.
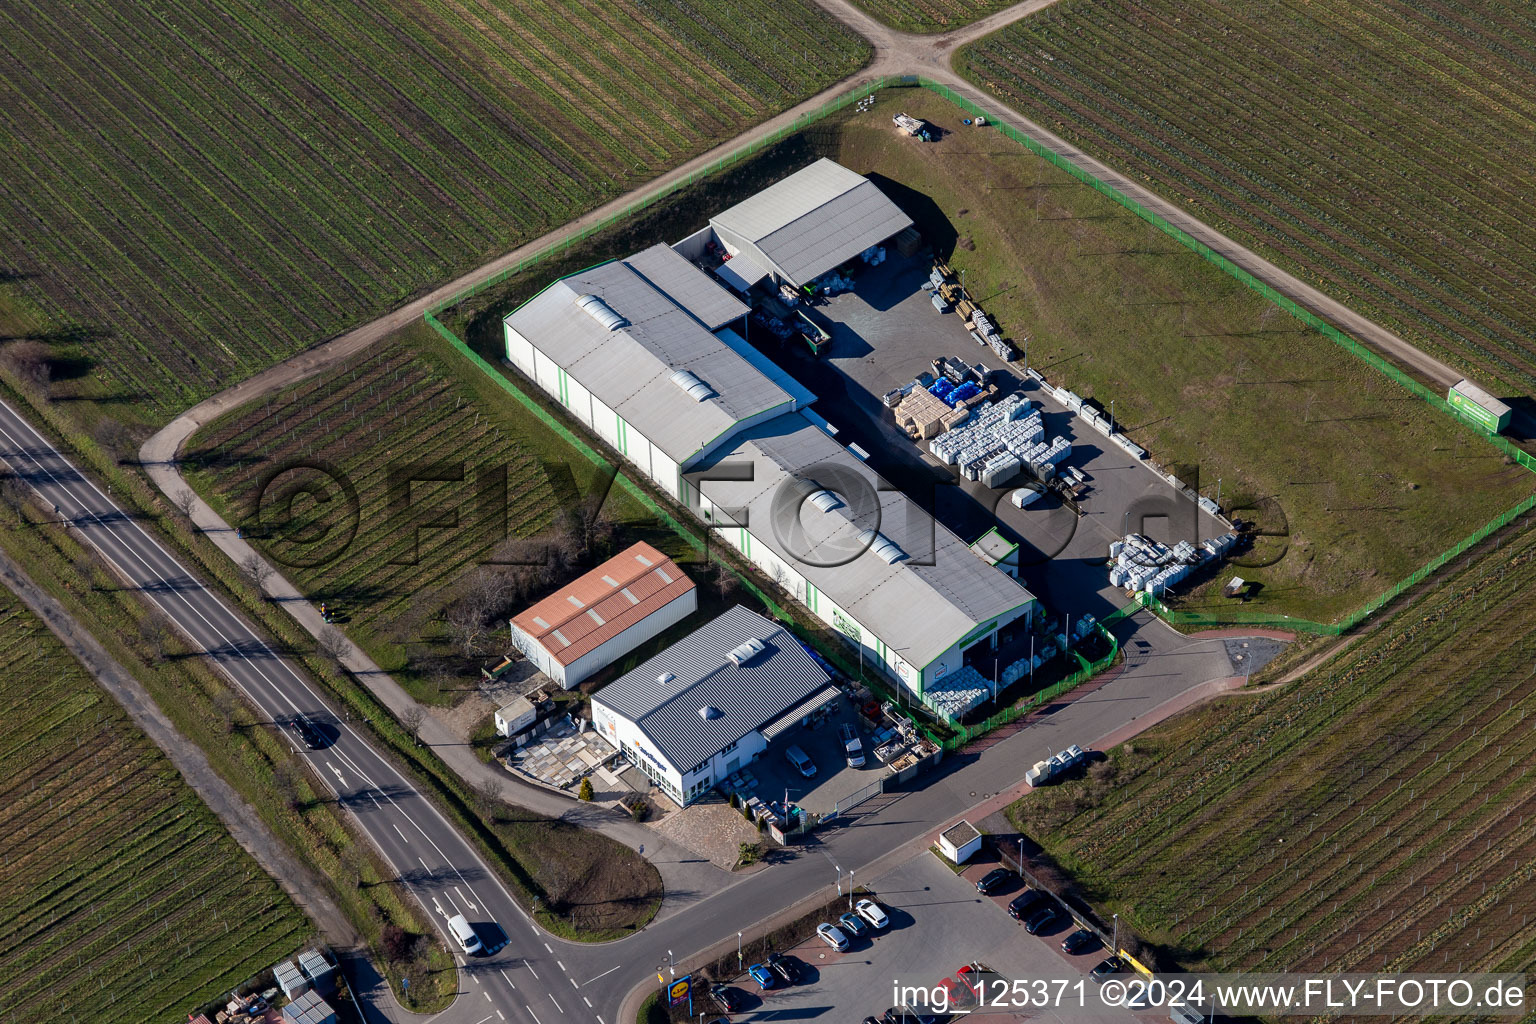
716, 847, 1140, 1024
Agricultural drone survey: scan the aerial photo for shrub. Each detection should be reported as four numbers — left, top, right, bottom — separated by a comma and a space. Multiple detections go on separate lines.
578, 777, 594, 802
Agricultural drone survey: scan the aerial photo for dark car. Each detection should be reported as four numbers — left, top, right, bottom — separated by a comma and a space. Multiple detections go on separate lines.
766, 952, 800, 985
709, 985, 738, 1012
1007, 889, 1046, 921
1062, 929, 1099, 955
1023, 904, 1063, 935
863, 1018, 881, 1024
292, 716, 326, 750
1090, 956, 1128, 982
975, 867, 1016, 895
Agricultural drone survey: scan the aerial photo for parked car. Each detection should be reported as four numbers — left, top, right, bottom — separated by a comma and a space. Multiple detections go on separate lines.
937, 975, 975, 1009
975, 867, 1016, 895
1061, 929, 1099, 955
863, 1018, 881, 1024
816, 922, 850, 952
855, 897, 889, 930
1007, 889, 1046, 921
784, 745, 817, 778
766, 952, 800, 985
709, 984, 739, 1012
883, 1008, 937, 1024
1023, 904, 1063, 935
839, 722, 866, 767
1090, 956, 1128, 982
838, 911, 869, 937
1009, 486, 1043, 509
747, 963, 775, 990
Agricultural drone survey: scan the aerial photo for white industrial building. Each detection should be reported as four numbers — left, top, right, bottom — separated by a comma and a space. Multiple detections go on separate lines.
504, 160, 1036, 701
508, 542, 696, 689
591, 606, 834, 806
697, 157, 914, 290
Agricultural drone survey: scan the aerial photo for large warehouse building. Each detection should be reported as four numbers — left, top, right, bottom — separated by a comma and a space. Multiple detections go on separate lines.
591, 605, 834, 806
503, 160, 1035, 700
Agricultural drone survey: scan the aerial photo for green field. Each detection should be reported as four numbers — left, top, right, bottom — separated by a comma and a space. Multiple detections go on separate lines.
1011, 516, 1536, 977
830, 89, 1530, 622
845, 0, 1016, 33
0, 0, 868, 425
958, 0, 1536, 399
434, 84, 1533, 625
0, 595, 309, 1023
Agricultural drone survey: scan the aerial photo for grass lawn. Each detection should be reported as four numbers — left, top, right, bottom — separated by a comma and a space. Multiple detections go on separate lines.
823, 89, 1532, 623
0, 587, 309, 1023
450, 84, 1532, 625
959, 0, 1536, 399
1007, 514, 1536, 977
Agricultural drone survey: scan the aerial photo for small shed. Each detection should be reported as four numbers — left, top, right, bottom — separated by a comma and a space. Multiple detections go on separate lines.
495, 696, 537, 738
1448, 379, 1512, 433
281, 990, 337, 1024
296, 949, 335, 998
272, 960, 309, 1000
938, 820, 984, 864
1223, 576, 1247, 599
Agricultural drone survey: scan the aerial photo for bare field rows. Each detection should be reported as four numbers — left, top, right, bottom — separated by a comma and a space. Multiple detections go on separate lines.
0, 0, 867, 423
960, 0, 1536, 398
0, 597, 307, 1023
1015, 517, 1536, 977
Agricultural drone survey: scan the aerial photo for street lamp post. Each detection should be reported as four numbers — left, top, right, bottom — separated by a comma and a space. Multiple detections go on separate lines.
738, 931, 743, 969
849, 869, 855, 910
1109, 399, 1115, 435
1112, 913, 1119, 954
1018, 838, 1025, 873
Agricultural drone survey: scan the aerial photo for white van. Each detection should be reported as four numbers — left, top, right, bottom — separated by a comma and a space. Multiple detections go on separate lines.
785, 745, 817, 778
448, 913, 482, 955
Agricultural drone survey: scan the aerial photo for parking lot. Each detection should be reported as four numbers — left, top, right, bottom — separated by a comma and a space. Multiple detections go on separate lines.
768, 254, 1227, 622
711, 844, 1145, 1023
746, 692, 887, 819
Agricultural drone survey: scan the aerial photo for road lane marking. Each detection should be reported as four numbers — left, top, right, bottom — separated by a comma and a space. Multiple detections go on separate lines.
583, 997, 593, 1008
526, 1006, 544, 1024
597, 1014, 607, 1024
581, 966, 621, 986
485, 992, 493, 1003
526, 963, 540, 980
473, 1016, 493, 1024
498, 1014, 505, 1021
501, 970, 516, 990
456, 886, 477, 911
549, 995, 564, 1014
557, 961, 566, 972
569, 978, 578, 990
393, 823, 409, 843
543, 943, 552, 953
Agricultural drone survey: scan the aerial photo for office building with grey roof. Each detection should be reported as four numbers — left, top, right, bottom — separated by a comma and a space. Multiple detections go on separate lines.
503, 159, 1037, 710
591, 605, 833, 806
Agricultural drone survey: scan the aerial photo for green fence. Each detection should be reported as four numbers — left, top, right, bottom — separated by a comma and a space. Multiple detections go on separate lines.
426, 72, 1534, 747
939, 624, 1121, 751
913, 76, 1536, 632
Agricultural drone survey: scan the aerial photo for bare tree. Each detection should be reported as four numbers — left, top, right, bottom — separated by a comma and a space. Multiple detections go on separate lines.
401, 705, 425, 746
212, 688, 241, 735
171, 487, 198, 520
138, 617, 169, 663
239, 551, 272, 591
316, 625, 350, 667
444, 598, 495, 661
474, 776, 502, 817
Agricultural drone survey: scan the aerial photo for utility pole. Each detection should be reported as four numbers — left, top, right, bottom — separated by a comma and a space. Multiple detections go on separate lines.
1112, 913, 1119, 954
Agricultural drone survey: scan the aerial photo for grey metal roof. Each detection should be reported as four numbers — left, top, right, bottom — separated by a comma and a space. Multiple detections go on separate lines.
504, 244, 795, 465
710, 158, 913, 286
692, 411, 1035, 671
593, 605, 832, 773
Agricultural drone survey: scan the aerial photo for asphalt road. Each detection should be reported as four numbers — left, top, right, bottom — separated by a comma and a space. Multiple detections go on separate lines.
0, 397, 594, 1024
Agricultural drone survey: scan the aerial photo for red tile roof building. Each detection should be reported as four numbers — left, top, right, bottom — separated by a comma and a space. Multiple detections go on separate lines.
509, 542, 697, 688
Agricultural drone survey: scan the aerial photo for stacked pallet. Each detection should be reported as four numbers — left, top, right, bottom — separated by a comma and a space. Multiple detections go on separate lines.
1107, 531, 1240, 597
922, 664, 992, 722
